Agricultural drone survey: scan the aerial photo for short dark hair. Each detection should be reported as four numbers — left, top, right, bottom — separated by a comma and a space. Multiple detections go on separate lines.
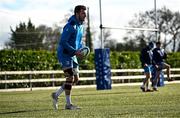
156, 41, 161, 45
74, 5, 86, 14
148, 42, 154, 48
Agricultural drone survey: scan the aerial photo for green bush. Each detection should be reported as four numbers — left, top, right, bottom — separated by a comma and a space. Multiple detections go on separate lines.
0, 50, 59, 71
166, 52, 180, 68
110, 51, 141, 69
1, 50, 180, 71
0, 50, 179, 88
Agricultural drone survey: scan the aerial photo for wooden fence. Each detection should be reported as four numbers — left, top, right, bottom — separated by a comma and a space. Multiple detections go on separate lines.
0, 68, 180, 91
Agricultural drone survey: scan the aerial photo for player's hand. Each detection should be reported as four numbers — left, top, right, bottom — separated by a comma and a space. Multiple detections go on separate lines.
155, 65, 159, 69
75, 50, 83, 58
144, 64, 148, 67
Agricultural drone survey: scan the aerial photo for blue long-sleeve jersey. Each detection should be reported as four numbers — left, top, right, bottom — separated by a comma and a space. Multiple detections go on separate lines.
57, 15, 84, 64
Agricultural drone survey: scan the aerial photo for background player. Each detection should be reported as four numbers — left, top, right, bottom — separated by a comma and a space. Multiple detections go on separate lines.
140, 42, 154, 92
152, 41, 173, 91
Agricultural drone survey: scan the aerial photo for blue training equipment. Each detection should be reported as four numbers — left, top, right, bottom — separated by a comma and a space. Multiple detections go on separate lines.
79, 46, 90, 58
151, 66, 165, 87
95, 48, 112, 90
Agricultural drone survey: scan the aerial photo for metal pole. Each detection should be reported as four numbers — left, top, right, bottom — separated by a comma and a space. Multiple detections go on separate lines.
86, 7, 91, 50
154, 0, 158, 41
99, 0, 103, 48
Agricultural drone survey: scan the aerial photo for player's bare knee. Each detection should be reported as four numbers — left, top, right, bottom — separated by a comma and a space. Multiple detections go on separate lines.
73, 75, 79, 84
72, 68, 79, 84
145, 73, 151, 79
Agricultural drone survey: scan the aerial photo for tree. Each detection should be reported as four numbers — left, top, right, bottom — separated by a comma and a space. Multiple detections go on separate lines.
104, 39, 117, 51
177, 42, 180, 52
37, 24, 61, 51
98, 29, 112, 48
7, 19, 44, 50
124, 7, 180, 52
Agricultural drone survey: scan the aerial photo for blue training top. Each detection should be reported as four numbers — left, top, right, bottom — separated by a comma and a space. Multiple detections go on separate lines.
57, 15, 84, 65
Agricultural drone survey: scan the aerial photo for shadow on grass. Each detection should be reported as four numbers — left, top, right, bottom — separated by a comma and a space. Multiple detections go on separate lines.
0, 109, 51, 115
73, 91, 138, 97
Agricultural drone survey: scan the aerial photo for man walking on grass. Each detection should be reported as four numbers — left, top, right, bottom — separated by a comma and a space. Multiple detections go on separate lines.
51, 5, 86, 110
140, 42, 154, 92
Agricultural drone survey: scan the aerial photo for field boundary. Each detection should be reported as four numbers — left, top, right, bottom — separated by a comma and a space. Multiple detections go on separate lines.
1, 68, 180, 92
0, 80, 180, 92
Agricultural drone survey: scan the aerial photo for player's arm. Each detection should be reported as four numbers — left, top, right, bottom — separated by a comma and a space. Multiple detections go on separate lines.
60, 25, 76, 56
163, 51, 167, 59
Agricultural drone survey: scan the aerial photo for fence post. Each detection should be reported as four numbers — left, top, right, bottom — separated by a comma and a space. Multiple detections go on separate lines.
51, 74, 55, 87
29, 74, 32, 91
5, 75, 7, 89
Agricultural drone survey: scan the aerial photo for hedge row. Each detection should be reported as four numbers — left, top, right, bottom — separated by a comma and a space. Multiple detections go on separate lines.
0, 50, 58, 71
0, 50, 179, 88
0, 50, 180, 71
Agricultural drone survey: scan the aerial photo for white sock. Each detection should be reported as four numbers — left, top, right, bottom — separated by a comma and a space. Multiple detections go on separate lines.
153, 80, 157, 88
147, 79, 150, 90
66, 95, 71, 105
153, 78, 158, 88
55, 84, 64, 97
147, 83, 150, 90
153, 85, 157, 89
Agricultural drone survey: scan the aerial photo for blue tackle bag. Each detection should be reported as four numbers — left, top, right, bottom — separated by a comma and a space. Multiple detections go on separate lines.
94, 48, 112, 90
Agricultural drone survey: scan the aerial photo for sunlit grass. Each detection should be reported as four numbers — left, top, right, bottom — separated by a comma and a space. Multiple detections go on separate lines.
0, 84, 180, 118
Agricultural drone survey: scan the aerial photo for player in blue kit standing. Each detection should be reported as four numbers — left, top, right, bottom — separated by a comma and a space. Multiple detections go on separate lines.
140, 42, 154, 92
152, 41, 173, 91
51, 5, 86, 110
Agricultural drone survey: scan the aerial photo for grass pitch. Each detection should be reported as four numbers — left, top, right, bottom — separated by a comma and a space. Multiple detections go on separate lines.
0, 84, 180, 118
